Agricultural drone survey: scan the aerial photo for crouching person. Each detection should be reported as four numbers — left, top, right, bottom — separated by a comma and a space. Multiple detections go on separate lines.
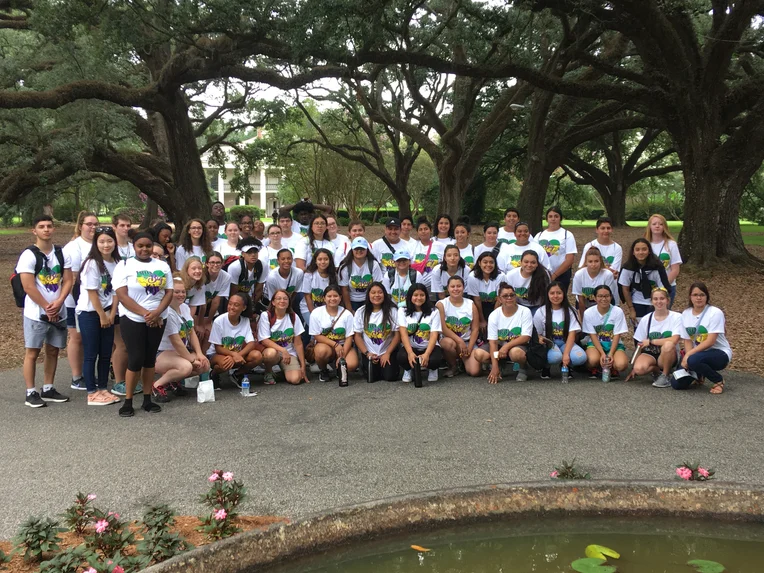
486, 283, 533, 384
308, 285, 357, 382
258, 289, 308, 385
208, 292, 262, 388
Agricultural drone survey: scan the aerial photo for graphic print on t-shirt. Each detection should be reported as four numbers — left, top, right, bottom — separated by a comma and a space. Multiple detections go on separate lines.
478, 287, 497, 302
538, 239, 560, 256
581, 286, 595, 302
513, 285, 528, 301
659, 252, 670, 269
39, 263, 63, 293
178, 317, 193, 346
445, 316, 471, 336
684, 325, 708, 342
100, 273, 113, 296
551, 321, 565, 341
413, 253, 440, 272
594, 323, 615, 342
270, 327, 294, 347
136, 269, 167, 295
350, 272, 373, 292
311, 287, 325, 304
406, 322, 431, 345
649, 328, 674, 340
221, 335, 246, 351
379, 252, 395, 269
497, 326, 522, 342
364, 322, 389, 346
322, 326, 347, 342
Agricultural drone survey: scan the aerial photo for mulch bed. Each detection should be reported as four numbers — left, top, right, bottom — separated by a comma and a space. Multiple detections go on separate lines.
1, 223, 762, 376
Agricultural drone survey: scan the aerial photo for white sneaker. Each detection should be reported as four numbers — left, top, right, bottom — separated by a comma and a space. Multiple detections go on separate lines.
428, 369, 438, 382
309, 363, 321, 374
516, 368, 528, 382
402, 370, 412, 383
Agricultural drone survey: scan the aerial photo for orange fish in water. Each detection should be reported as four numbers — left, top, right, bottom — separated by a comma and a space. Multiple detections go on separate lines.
410, 545, 431, 552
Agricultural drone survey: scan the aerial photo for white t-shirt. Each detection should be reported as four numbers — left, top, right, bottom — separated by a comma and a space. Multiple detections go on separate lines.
382, 269, 425, 307
111, 257, 172, 323
465, 271, 507, 305
434, 236, 455, 246
353, 306, 398, 355
397, 307, 442, 351
579, 240, 623, 273
459, 245, 476, 269
204, 270, 232, 304
265, 267, 305, 300
535, 228, 577, 273
533, 306, 581, 344
291, 220, 309, 238
175, 244, 207, 269
185, 284, 206, 308
16, 245, 73, 322
301, 238, 337, 268
650, 240, 682, 286
430, 266, 470, 295
158, 304, 194, 352
497, 242, 551, 273
263, 245, 282, 271
487, 305, 533, 343
76, 259, 117, 313
301, 271, 332, 313
503, 267, 546, 308
474, 242, 509, 264
680, 306, 732, 361
582, 304, 629, 344
217, 241, 241, 260
438, 297, 474, 341
338, 260, 384, 302
308, 306, 354, 343
281, 233, 308, 262
209, 313, 254, 354
117, 241, 135, 260
634, 310, 683, 343
410, 240, 446, 286
257, 312, 305, 357
497, 228, 516, 246
331, 234, 352, 261
618, 268, 667, 306
64, 236, 92, 308
572, 268, 620, 306
227, 259, 268, 297
371, 237, 409, 271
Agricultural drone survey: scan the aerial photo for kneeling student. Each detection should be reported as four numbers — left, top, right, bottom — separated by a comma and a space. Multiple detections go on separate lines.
486, 283, 533, 384
308, 284, 357, 382
582, 285, 630, 376
208, 292, 262, 387
397, 283, 444, 383
258, 289, 308, 385
436, 275, 487, 377
533, 282, 587, 379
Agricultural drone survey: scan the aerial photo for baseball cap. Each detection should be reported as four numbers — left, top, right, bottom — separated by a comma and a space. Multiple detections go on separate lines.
385, 217, 401, 227
351, 237, 370, 250
241, 244, 260, 253
393, 250, 411, 261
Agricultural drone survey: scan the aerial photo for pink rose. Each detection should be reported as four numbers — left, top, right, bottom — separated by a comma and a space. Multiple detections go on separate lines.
550, 471, 558, 478
676, 467, 692, 480
214, 508, 227, 521
698, 467, 710, 478
208, 473, 220, 482
222, 472, 234, 482
95, 519, 109, 533
87, 494, 97, 501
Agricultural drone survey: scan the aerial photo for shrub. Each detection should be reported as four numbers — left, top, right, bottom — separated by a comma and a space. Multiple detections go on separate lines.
0, 548, 10, 570
137, 504, 193, 564
84, 509, 134, 558
62, 492, 98, 535
550, 459, 591, 480
12, 516, 63, 562
39, 544, 88, 573
197, 470, 247, 540
228, 206, 263, 221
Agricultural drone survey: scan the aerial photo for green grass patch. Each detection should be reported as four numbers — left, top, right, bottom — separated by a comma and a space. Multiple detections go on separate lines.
0, 228, 26, 235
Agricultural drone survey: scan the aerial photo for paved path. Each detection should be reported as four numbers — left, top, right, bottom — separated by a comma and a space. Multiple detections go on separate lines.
1, 364, 762, 538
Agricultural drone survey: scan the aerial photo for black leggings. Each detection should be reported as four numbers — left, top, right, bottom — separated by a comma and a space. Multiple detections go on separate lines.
396, 345, 445, 371
120, 316, 166, 372
361, 355, 400, 382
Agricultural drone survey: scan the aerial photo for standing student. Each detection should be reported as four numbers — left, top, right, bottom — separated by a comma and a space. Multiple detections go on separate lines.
400, 216, 416, 251
486, 283, 533, 383
498, 208, 520, 246
264, 249, 305, 310
211, 201, 226, 236
397, 283, 444, 382
238, 214, 254, 240
434, 214, 455, 245
16, 215, 73, 408
628, 287, 682, 388
579, 216, 622, 277
582, 285, 630, 376
206, 219, 221, 251
353, 282, 401, 382
64, 210, 98, 391
218, 222, 241, 260
503, 250, 550, 314
301, 248, 339, 320
410, 219, 445, 292
382, 250, 424, 307
112, 232, 173, 417
678, 282, 731, 394
308, 285, 358, 382
497, 222, 550, 273
252, 219, 265, 242
466, 251, 506, 334
533, 282, 586, 379
338, 237, 384, 311
326, 214, 351, 261
454, 222, 475, 269
437, 275, 487, 377
264, 224, 284, 270
112, 213, 135, 259
278, 212, 308, 261
208, 292, 262, 386
371, 217, 408, 271
258, 289, 309, 385
572, 247, 620, 323
153, 276, 211, 402
297, 213, 337, 269
619, 238, 670, 323
474, 222, 508, 261
535, 207, 577, 293
645, 214, 682, 307
174, 218, 213, 269
76, 226, 121, 406
151, 222, 176, 272
431, 244, 470, 299
226, 238, 268, 309
202, 252, 231, 345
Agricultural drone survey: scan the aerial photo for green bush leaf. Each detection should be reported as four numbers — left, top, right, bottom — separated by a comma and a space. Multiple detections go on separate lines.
571, 557, 617, 573
688, 559, 725, 573
585, 545, 620, 560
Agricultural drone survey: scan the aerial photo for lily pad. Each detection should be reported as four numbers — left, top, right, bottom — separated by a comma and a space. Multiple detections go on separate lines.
688, 560, 725, 573
571, 557, 616, 573
585, 545, 621, 560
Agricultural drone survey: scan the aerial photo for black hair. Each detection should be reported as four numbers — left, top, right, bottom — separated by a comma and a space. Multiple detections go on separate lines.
307, 213, 330, 248
483, 222, 499, 233
362, 281, 396, 331
595, 216, 613, 229
228, 291, 252, 319
545, 206, 563, 221
446, 274, 465, 289
434, 214, 454, 239
307, 248, 338, 284
238, 237, 263, 250
503, 207, 520, 218
83, 226, 122, 275
211, 201, 225, 208
520, 249, 550, 305
151, 222, 172, 247
132, 231, 155, 245
322, 283, 343, 301
404, 282, 434, 317
32, 214, 53, 226
278, 211, 293, 222
472, 252, 500, 280
687, 281, 711, 308
545, 281, 571, 343
206, 218, 219, 228
622, 238, 664, 271
439, 244, 466, 273
498, 282, 516, 297
454, 221, 471, 235
401, 215, 414, 225
204, 251, 223, 283
456, 215, 471, 224
339, 243, 378, 278
514, 221, 530, 232
593, 284, 613, 302
276, 248, 293, 260
179, 218, 213, 255
293, 200, 314, 215
415, 217, 432, 231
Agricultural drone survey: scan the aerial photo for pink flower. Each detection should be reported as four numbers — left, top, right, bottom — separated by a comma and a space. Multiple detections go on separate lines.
95, 519, 109, 533
208, 473, 220, 482
550, 471, 558, 478
676, 467, 693, 480
85, 568, 97, 573
222, 472, 234, 482
113, 566, 125, 573
108, 511, 120, 519
698, 467, 710, 478
214, 508, 227, 521
87, 494, 97, 501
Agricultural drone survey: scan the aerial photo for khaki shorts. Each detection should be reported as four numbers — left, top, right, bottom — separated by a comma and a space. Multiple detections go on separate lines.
279, 354, 301, 372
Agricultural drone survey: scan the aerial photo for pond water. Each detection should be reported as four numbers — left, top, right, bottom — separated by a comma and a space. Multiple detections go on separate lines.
270, 517, 764, 572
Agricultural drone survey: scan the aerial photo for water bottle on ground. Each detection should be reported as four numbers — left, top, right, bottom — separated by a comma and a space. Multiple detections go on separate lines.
513, 362, 520, 372
339, 358, 348, 387
241, 375, 250, 396
561, 365, 569, 384
601, 365, 611, 383
367, 357, 375, 383
413, 357, 423, 388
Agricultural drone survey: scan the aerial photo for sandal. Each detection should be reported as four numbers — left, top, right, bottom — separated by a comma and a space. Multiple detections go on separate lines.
710, 381, 725, 394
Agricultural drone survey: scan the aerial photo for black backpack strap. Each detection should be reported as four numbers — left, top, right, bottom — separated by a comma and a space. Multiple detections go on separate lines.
387, 267, 395, 282
239, 259, 247, 285
26, 246, 45, 275
53, 245, 64, 269
409, 269, 417, 284
382, 237, 395, 253
254, 260, 263, 283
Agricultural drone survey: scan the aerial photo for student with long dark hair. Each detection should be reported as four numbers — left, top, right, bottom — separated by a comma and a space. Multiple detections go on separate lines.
175, 218, 214, 269
302, 248, 339, 319
208, 291, 262, 386
296, 213, 337, 270
259, 289, 308, 385
453, 222, 475, 269
582, 285, 630, 376
474, 222, 508, 261
434, 214, 455, 245
151, 221, 176, 271
308, 285, 357, 382
573, 247, 619, 324
503, 250, 549, 314
618, 238, 670, 323
431, 244, 469, 299
353, 282, 400, 382
534, 206, 577, 293
338, 237, 384, 311
397, 283, 444, 382
533, 282, 586, 379
466, 251, 506, 334
411, 218, 445, 292
437, 275, 487, 377
498, 208, 520, 246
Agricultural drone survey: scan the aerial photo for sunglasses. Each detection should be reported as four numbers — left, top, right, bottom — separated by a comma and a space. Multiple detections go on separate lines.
95, 226, 113, 234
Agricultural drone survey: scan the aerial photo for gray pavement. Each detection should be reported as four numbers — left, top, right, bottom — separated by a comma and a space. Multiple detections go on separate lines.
1, 364, 762, 538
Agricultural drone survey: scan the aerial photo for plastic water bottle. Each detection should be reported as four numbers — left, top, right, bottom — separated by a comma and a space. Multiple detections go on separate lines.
241, 375, 250, 396
601, 366, 611, 383
561, 365, 569, 384
513, 362, 520, 372
339, 358, 348, 387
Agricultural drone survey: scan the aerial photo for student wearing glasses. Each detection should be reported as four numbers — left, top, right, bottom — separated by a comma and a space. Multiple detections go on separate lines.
486, 283, 533, 383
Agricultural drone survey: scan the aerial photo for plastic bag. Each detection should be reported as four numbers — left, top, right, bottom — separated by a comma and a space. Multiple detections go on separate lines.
197, 379, 215, 403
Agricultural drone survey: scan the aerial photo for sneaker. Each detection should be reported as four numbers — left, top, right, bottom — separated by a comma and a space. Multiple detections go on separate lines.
211, 371, 222, 389
229, 370, 242, 389
516, 368, 528, 382
111, 381, 126, 396
428, 369, 439, 382
143, 401, 162, 413
25, 391, 47, 408
402, 370, 412, 383
118, 404, 134, 417
134, 382, 143, 394
588, 368, 601, 379
264, 373, 276, 385
652, 373, 671, 388
540, 367, 551, 380
318, 369, 332, 383
172, 382, 188, 397
88, 392, 117, 406
97, 390, 120, 404
309, 363, 321, 374
152, 385, 171, 403
70, 377, 87, 391
442, 366, 457, 378
41, 387, 70, 403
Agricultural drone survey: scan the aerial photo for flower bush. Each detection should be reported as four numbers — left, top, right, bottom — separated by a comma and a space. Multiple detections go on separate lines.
676, 462, 715, 481
12, 516, 63, 562
550, 459, 591, 480
84, 509, 134, 558
198, 469, 247, 540
61, 493, 97, 535
136, 504, 194, 565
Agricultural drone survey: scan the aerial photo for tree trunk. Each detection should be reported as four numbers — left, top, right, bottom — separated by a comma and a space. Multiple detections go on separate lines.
597, 181, 628, 226
435, 166, 468, 219
140, 198, 159, 230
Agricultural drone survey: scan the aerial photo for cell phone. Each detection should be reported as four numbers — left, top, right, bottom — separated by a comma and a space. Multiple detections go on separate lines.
493, 351, 499, 359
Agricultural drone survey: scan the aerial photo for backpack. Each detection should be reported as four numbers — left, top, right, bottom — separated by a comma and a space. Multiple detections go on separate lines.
223, 257, 262, 292
387, 267, 417, 285
11, 245, 65, 308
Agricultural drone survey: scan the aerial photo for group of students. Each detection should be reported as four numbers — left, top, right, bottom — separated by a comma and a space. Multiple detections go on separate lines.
15, 202, 732, 415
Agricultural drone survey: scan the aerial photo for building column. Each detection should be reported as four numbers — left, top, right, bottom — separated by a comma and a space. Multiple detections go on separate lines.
217, 170, 225, 204
259, 167, 267, 211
